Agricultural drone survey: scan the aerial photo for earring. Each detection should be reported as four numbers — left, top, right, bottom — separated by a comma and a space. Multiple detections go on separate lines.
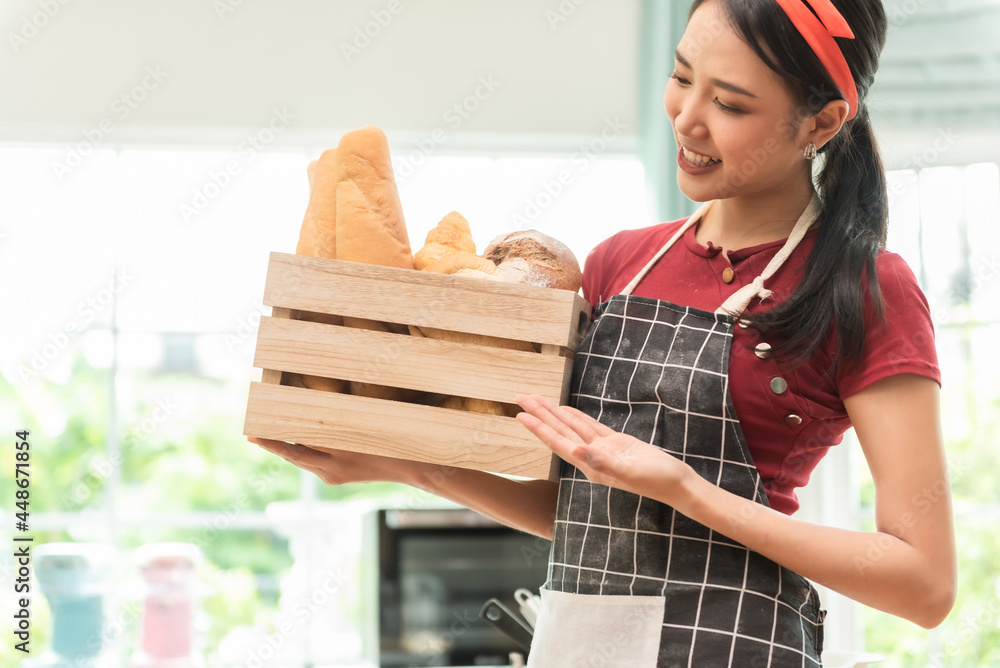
804, 143, 818, 160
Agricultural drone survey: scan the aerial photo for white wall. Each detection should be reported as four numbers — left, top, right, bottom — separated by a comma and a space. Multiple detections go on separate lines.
0, 0, 641, 151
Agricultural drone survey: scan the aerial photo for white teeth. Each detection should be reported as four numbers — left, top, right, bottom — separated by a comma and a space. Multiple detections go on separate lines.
682, 147, 720, 166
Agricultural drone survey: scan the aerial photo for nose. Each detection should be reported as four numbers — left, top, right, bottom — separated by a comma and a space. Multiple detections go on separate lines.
664, 83, 707, 144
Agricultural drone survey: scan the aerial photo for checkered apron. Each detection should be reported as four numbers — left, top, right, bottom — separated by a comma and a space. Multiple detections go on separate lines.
531, 198, 826, 667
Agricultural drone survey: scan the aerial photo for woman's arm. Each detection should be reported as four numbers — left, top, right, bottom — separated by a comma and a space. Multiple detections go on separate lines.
247, 436, 559, 540
514, 375, 957, 628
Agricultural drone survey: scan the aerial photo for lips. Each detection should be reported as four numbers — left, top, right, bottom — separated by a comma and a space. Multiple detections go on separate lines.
676, 146, 722, 176
681, 145, 721, 166
674, 132, 722, 167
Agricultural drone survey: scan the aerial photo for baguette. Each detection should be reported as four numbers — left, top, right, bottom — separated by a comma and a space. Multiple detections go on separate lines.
334, 126, 413, 270
333, 126, 422, 401
287, 150, 347, 394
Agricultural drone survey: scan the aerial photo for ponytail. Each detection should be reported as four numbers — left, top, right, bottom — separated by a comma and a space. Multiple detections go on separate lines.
749, 107, 889, 372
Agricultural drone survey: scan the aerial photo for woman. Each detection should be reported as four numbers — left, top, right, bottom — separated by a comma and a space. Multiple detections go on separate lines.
250, 0, 957, 664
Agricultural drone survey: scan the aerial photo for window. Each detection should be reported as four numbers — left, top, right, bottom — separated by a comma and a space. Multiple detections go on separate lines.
798, 163, 1000, 666
0, 145, 649, 667
860, 163, 1000, 667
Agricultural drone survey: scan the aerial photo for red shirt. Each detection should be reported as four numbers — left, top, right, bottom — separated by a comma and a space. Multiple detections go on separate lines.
581, 217, 941, 515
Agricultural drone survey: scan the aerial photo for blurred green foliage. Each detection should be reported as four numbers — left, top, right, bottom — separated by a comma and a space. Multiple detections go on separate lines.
0, 346, 400, 668
3, 326, 999, 667
859, 325, 1000, 667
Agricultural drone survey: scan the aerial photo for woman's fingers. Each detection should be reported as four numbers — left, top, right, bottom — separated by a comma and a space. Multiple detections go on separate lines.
249, 436, 331, 466
247, 436, 296, 452
249, 436, 301, 459
517, 394, 606, 444
249, 436, 352, 485
561, 405, 617, 438
515, 411, 586, 462
515, 394, 587, 445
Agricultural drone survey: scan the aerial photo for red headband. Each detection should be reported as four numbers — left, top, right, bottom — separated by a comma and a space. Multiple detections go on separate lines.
774, 0, 859, 120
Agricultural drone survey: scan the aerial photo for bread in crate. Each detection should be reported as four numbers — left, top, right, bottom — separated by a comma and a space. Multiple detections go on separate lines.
243, 251, 591, 480
245, 124, 590, 480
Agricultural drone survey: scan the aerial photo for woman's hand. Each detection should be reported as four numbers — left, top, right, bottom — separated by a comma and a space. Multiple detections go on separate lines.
248, 434, 561, 539
247, 437, 410, 486
514, 394, 693, 501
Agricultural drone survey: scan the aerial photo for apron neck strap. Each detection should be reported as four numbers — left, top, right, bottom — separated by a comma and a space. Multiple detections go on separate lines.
714, 192, 822, 318
619, 193, 823, 318
620, 199, 716, 297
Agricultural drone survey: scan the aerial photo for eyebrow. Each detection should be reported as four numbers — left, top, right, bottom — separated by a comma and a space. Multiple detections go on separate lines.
674, 49, 759, 99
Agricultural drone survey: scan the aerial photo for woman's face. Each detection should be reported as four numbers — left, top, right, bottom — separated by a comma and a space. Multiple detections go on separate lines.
664, 0, 811, 203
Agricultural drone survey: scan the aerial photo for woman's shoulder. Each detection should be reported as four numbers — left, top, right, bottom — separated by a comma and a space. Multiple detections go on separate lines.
587, 218, 689, 266
873, 247, 918, 279
871, 249, 931, 313
581, 218, 690, 307
834, 248, 940, 398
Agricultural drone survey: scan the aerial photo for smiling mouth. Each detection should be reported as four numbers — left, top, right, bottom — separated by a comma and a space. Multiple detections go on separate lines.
681, 146, 721, 166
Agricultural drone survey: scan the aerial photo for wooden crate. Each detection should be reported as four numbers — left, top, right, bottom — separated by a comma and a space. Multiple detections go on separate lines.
243, 252, 592, 480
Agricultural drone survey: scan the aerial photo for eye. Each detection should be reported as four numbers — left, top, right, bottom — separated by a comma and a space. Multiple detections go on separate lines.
713, 97, 745, 114
670, 72, 691, 85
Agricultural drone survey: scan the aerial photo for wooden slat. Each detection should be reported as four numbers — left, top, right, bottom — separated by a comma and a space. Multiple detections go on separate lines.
260, 307, 293, 384
243, 382, 560, 480
262, 252, 591, 348
254, 316, 570, 403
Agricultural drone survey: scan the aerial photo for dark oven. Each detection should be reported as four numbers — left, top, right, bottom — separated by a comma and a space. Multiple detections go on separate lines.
365, 507, 550, 667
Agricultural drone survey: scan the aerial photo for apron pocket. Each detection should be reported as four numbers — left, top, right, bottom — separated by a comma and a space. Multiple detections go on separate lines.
526, 586, 665, 668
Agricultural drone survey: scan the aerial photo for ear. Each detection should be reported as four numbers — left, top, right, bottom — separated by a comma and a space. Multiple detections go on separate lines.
802, 99, 850, 151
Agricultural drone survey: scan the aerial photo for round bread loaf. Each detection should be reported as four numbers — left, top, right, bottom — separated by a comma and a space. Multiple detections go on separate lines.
483, 230, 582, 293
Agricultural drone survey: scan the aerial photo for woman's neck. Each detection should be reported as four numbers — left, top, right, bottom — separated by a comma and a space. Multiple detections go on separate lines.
694, 184, 817, 253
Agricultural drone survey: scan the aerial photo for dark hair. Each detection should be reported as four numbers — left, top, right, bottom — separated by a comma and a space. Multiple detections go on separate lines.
689, 0, 890, 372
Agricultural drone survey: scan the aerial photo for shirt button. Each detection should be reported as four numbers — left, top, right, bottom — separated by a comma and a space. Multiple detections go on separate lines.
755, 342, 772, 359
770, 377, 788, 394
784, 414, 803, 426
722, 267, 735, 283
